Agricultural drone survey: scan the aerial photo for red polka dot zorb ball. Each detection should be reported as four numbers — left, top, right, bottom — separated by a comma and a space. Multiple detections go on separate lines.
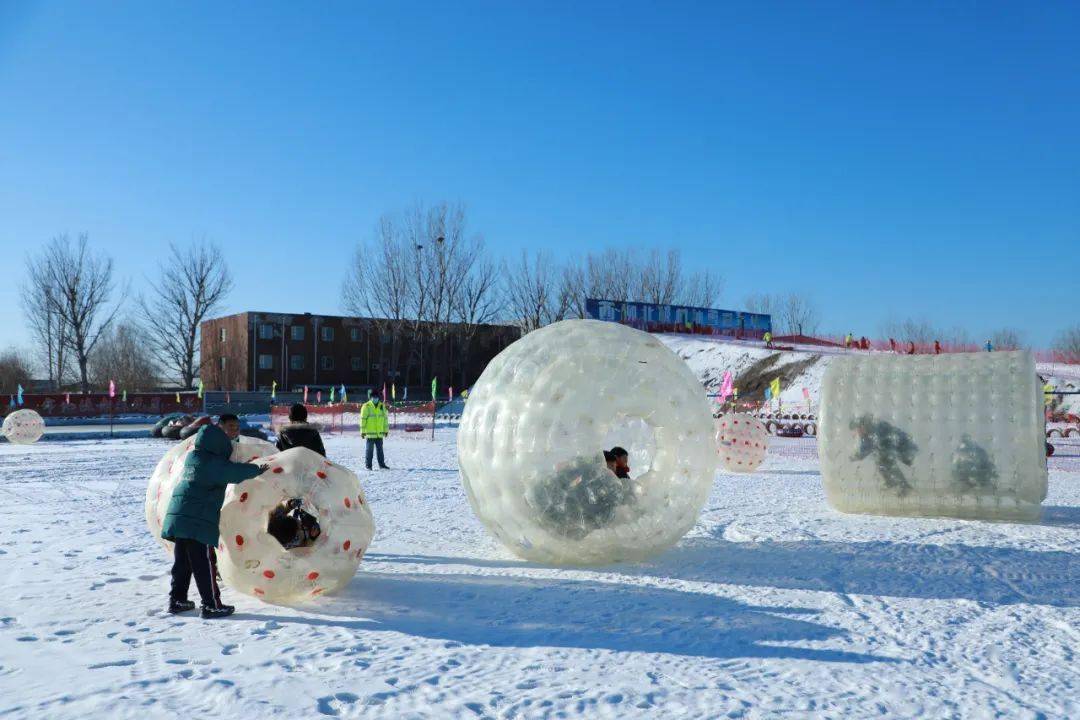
146, 438, 374, 604
217, 447, 374, 604
715, 413, 768, 472
2, 409, 45, 445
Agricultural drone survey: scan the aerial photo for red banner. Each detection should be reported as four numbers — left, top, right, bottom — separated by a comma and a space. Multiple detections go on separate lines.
2, 393, 202, 418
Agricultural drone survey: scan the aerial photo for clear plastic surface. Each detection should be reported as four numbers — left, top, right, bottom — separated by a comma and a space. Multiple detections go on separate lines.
819, 351, 1047, 521
2, 409, 45, 445
715, 413, 768, 472
458, 319, 717, 565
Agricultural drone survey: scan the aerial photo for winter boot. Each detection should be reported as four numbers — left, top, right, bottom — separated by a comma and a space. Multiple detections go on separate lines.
201, 604, 235, 619
168, 599, 196, 614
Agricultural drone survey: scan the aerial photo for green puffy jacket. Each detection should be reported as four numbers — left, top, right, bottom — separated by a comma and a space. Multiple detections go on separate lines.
360, 400, 389, 438
161, 424, 263, 547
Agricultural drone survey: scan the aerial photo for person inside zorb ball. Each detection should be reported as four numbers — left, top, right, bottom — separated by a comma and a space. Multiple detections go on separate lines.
2, 409, 45, 445
147, 428, 374, 606
458, 319, 717, 565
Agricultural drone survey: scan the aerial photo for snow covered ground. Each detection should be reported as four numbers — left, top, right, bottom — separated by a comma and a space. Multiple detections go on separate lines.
1, 431, 1077, 719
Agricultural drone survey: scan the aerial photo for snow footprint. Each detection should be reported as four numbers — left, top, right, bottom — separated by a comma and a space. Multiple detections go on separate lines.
316, 692, 360, 716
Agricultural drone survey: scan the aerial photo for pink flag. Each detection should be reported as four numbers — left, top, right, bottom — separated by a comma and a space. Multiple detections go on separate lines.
450, 386, 454, 401
65, 393, 71, 404
108, 380, 116, 398
317, 390, 322, 404
802, 387, 810, 399
719, 371, 734, 400
225, 391, 231, 404
303, 386, 309, 403
382, 383, 387, 404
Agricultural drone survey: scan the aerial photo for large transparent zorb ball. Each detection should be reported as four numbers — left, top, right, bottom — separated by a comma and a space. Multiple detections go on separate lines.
715, 413, 768, 472
217, 447, 374, 605
2, 409, 45, 445
146, 435, 278, 550
458, 319, 717, 565
820, 350, 1047, 521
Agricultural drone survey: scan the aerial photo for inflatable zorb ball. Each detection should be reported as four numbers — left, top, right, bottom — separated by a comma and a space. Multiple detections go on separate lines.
458, 319, 717, 565
217, 447, 374, 604
2, 409, 45, 445
819, 351, 1047, 521
146, 435, 278, 548
715, 413, 768, 472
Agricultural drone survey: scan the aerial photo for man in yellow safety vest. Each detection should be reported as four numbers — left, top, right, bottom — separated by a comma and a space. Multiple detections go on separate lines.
360, 395, 390, 470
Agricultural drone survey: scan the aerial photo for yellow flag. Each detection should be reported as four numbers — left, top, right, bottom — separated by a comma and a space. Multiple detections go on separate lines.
770, 377, 781, 399
175, 391, 181, 403
1044, 383, 1054, 406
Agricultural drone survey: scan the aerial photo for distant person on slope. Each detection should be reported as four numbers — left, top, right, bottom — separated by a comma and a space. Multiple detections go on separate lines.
275, 403, 327, 457
161, 424, 267, 619
763, 331, 773, 348
985, 340, 993, 352
360, 395, 390, 470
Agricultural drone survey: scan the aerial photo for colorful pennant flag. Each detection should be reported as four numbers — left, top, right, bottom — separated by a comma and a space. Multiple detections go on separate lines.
108, 380, 115, 399
303, 386, 309, 403
391, 383, 396, 401
316, 390, 322, 404
449, 386, 454, 402
330, 386, 336, 403
403, 386, 408, 401
122, 389, 127, 402
65, 392, 71, 404
764, 387, 772, 402
175, 391, 181, 403
197, 379, 204, 399
340, 384, 347, 403
16, 384, 24, 406
382, 383, 387, 404
770, 377, 781, 400
431, 377, 437, 401
719, 371, 734, 400
271, 380, 277, 400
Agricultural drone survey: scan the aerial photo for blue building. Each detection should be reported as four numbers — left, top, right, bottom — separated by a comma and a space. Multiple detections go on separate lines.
584, 298, 771, 339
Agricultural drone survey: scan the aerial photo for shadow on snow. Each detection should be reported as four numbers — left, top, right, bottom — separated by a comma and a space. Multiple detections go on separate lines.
242, 570, 893, 664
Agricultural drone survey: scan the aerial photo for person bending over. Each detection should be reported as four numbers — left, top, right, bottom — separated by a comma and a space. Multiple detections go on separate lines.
609, 446, 631, 479
161, 425, 267, 619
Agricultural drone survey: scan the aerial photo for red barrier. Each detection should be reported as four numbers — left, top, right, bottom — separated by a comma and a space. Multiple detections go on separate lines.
1, 392, 201, 418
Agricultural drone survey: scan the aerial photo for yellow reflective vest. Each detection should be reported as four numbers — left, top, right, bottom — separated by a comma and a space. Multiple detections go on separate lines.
360, 400, 389, 438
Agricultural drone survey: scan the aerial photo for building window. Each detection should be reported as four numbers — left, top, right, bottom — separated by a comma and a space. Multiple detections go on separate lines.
219, 327, 226, 342
321, 356, 334, 371
291, 325, 304, 341
220, 356, 226, 370
350, 328, 362, 342
290, 355, 304, 370
259, 323, 274, 340
351, 357, 363, 371
321, 326, 334, 342
258, 354, 273, 370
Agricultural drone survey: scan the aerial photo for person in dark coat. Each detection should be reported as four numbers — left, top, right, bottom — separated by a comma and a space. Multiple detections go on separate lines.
161, 424, 266, 618
275, 403, 327, 457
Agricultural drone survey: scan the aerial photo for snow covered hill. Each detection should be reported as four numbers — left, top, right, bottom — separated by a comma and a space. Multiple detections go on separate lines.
657, 333, 1080, 416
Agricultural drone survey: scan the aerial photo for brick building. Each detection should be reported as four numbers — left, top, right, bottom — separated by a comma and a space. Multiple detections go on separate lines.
200, 311, 520, 393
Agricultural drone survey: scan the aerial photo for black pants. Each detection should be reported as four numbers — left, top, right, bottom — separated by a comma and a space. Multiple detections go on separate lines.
365, 438, 386, 468
170, 538, 223, 609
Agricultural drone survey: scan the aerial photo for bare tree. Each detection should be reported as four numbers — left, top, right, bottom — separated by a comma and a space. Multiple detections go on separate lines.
22, 260, 69, 389
988, 328, 1025, 351
1054, 325, 1080, 361
779, 293, 820, 336
504, 250, 565, 333
25, 234, 124, 393
139, 241, 233, 388
744, 292, 781, 318
880, 318, 938, 345
0, 348, 34, 395
90, 321, 159, 390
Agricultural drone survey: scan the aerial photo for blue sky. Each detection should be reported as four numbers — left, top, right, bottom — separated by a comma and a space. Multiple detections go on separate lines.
1, 1, 1077, 350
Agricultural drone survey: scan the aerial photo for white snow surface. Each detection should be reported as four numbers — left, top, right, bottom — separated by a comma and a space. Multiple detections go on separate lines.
1, 432, 1078, 719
